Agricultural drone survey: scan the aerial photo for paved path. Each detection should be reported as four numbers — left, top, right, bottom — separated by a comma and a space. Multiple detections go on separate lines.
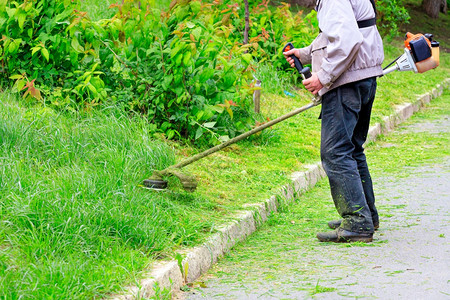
181, 110, 450, 299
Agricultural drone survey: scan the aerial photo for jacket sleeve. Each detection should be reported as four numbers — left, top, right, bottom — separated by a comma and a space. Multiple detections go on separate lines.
316, 0, 363, 88
298, 44, 313, 65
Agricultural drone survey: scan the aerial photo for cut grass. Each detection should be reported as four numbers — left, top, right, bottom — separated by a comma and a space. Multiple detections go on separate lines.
188, 91, 450, 295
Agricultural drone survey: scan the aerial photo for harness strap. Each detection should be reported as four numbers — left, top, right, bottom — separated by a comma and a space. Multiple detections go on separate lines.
357, 17, 377, 29
319, 18, 376, 33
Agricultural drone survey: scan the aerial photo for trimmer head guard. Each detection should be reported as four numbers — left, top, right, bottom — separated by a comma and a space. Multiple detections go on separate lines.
143, 168, 198, 192
143, 179, 168, 190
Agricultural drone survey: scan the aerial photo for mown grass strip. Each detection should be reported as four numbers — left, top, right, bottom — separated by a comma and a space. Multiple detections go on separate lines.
185, 90, 450, 297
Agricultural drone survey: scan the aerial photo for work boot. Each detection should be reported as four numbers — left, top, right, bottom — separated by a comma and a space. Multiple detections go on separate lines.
317, 228, 373, 243
328, 219, 379, 230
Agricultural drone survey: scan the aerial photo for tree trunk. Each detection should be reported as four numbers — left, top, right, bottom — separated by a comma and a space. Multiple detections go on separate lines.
243, 0, 249, 45
441, 0, 447, 14
422, 0, 441, 18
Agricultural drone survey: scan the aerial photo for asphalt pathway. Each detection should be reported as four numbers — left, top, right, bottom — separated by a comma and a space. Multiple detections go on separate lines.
181, 107, 450, 299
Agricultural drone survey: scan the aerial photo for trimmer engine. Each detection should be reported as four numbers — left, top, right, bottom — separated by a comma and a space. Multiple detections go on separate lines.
383, 32, 440, 76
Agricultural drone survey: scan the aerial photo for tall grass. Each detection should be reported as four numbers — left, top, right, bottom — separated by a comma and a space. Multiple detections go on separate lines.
0, 93, 217, 298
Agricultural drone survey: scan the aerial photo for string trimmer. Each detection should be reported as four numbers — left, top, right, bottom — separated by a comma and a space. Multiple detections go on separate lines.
144, 34, 440, 192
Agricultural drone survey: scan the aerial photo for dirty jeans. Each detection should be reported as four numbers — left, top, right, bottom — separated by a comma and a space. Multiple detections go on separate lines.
320, 77, 379, 233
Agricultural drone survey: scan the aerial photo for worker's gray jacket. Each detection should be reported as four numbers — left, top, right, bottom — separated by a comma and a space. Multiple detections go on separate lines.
298, 0, 384, 96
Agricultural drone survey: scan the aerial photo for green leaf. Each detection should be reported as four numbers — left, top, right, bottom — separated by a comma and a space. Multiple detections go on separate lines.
183, 51, 191, 66
41, 48, 49, 62
199, 68, 215, 83
218, 135, 230, 142
192, 27, 202, 40
9, 74, 23, 80
84, 75, 92, 85
91, 77, 105, 89
87, 84, 97, 95
167, 129, 175, 140
71, 37, 84, 53
171, 44, 182, 58
18, 13, 26, 30
190, 1, 201, 14
174, 53, 183, 66
161, 122, 171, 131
203, 122, 216, 128
5, 7, 16, 18
162, 74, 173, 91
221, 72, 236, 89
195, 127, 203, 139
8, 41, 18, 53
31, 46, 41, 56
260, 16, 267, 26
242, 53, 252, 64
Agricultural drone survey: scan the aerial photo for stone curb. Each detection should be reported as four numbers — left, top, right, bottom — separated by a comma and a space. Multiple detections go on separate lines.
367, 78, 449, 143
113, 78, 449, 299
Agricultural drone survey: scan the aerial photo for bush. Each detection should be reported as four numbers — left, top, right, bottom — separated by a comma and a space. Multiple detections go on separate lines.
376, 0, 410, 38
0, 0, 317, 145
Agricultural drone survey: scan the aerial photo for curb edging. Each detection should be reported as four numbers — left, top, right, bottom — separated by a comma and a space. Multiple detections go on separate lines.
114, 78, 449, 299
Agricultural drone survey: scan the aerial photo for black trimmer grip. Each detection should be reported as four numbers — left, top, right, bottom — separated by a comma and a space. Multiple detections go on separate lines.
283, 42, 302, 73
283, 42, 312, 79
301, 66, 312, 79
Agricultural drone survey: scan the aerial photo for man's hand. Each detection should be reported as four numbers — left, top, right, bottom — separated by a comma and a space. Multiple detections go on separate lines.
283, 48, 300, 68
303, 73, 323, 95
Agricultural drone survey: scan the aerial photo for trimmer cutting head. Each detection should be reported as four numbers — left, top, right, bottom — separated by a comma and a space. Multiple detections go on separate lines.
143, 168, 198, 192
143, 179, 168, 190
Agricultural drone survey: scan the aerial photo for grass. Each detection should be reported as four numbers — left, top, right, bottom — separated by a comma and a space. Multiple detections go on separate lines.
1, 0, 449, 298
0, 93, 222, 298
312, 281, 337, 295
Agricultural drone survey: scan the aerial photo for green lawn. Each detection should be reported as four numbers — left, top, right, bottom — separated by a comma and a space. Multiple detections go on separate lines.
1, 0, 449, 299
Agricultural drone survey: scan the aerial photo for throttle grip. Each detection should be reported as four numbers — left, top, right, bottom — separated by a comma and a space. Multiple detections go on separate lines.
283, 42, 312, 79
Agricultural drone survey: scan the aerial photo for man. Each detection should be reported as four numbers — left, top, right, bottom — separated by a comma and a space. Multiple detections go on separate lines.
283, 0, 384, 242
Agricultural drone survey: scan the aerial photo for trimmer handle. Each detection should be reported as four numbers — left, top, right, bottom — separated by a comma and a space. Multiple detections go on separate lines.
283, 42, 312, 79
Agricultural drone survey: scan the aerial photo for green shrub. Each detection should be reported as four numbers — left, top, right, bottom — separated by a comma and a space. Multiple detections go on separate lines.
0, 0, 317, 145
376, 0, 410, 38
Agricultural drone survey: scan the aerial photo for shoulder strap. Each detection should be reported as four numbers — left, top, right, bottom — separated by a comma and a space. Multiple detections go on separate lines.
315, 0, 321, 12
369, 0, 377, 16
